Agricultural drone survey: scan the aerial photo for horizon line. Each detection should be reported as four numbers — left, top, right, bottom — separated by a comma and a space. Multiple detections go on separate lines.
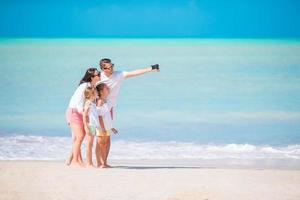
0, 36, 300, 40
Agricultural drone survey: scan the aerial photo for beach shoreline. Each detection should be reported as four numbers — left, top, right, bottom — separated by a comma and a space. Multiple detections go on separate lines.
2, 158, 300, 170
1, 161, 300, 200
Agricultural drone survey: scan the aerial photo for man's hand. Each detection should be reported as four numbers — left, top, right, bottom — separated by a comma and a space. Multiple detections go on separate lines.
151, 64, 160, 71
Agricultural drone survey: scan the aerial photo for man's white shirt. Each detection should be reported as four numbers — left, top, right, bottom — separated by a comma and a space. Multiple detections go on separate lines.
96, 71, 126, 107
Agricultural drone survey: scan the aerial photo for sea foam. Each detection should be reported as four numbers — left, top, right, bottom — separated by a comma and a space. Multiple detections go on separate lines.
0, 135, 299, 160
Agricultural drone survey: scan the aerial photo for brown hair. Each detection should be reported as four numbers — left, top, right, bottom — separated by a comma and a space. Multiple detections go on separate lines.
79, 67, 98, 85
99, 58, 111, 68
95, 83, 107, 98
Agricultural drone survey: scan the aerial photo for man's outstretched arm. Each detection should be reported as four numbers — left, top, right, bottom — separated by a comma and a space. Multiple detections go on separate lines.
124, 64, 159, 78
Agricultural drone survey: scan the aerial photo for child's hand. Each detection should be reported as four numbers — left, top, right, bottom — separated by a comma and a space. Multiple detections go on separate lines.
111, 128, 118, 134
84, 126, 90, 135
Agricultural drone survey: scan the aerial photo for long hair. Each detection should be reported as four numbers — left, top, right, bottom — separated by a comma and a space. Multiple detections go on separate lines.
79, 67, 98, 85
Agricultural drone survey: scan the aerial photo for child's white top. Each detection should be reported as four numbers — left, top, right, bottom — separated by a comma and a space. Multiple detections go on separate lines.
85, 100, 100, 128
96, 71, 126, 107
68, 82, 91, 113
96, 100, 113, 130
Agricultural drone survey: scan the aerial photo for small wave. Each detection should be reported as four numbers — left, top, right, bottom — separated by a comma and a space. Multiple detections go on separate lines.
0, 135, 299, 160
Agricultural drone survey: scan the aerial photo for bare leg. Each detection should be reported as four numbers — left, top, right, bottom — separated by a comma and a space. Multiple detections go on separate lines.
104, 136, 112, 167
65, 129, 84, 165
98, 136, 108, 168
70, 123, 85, 167
86, 133, 94, 167
79, 150, 83, 165
65, 129, 75, 165
65, 150, 73, 166
95, 139, 101, 167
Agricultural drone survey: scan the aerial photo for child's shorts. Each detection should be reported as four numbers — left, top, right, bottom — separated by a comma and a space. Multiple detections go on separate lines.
88, 126, 98, 135
96, 129, 111, 137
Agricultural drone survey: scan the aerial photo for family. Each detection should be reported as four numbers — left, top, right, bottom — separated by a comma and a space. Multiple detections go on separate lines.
65, 58, 159, 167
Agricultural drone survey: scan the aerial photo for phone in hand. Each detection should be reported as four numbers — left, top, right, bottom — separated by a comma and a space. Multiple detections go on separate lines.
151, 64, 159, 70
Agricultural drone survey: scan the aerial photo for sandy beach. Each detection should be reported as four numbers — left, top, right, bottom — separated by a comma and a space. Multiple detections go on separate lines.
1, 161, 300, 200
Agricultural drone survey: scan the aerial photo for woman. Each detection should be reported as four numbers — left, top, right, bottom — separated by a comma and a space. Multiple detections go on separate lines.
65, 67, 100, 166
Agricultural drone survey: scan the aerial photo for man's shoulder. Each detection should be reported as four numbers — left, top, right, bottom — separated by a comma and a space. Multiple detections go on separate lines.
113, 71, 126, 79
113, 71, 124, 75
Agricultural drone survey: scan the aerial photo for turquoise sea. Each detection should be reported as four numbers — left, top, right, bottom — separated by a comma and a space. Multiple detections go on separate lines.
0, 38, 300, 162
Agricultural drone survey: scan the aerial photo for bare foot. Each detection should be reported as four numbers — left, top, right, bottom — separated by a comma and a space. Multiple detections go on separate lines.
65, 157, 72, 166
99, 164, 113, 168
86, 164, 96, 168
104, 164, 113, 168
70, 161, 84, 168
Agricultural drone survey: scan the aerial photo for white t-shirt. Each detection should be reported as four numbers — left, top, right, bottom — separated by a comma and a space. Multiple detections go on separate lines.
84, 100, 100, 128
97, 71, 126, 107
97, 100, 113, 130
68, 82, 91, 113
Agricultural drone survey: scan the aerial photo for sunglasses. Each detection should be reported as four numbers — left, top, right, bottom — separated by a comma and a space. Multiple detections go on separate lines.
103, 63, 114, 70
93, 73, 100, 77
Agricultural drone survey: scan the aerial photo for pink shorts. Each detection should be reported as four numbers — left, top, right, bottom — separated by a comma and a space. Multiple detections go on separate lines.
66, 108, 83, 125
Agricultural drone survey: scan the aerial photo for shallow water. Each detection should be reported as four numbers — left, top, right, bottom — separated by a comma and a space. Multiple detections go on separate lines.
0, 38, 300, 160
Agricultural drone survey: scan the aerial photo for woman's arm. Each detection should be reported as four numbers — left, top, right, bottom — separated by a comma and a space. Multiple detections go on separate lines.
74, 83, 88, 113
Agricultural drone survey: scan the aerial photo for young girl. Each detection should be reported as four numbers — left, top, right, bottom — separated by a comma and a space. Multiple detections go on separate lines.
95, 83, 118, 168
82, 87, 100, 167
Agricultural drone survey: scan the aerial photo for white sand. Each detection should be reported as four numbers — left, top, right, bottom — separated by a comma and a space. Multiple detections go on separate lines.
1, 161, 300, 200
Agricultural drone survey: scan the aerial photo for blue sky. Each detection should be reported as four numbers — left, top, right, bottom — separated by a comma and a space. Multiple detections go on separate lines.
0, 0, 299, 38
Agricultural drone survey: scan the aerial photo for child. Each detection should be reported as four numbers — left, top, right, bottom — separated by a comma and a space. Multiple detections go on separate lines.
95, 83, 118, 168
82, 87, 99, 167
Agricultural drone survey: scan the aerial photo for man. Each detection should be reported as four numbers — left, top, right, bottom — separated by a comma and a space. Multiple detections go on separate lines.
95, 58, 159, 167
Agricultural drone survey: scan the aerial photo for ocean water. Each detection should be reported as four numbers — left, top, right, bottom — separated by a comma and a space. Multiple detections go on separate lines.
0, 38, 300, 162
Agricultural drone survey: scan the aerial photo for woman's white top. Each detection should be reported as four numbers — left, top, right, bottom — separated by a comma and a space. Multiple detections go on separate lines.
68, 82, 91, 113
97, 100, 113, 130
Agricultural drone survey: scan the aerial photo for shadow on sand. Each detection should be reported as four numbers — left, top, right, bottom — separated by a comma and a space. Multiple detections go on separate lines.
111, 166, 216, 170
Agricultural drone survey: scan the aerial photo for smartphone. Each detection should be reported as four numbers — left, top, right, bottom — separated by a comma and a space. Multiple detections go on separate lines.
151, 64, 159, 70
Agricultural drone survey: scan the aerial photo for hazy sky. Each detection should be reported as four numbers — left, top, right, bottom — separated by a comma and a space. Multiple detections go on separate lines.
0, 0, 299, 38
